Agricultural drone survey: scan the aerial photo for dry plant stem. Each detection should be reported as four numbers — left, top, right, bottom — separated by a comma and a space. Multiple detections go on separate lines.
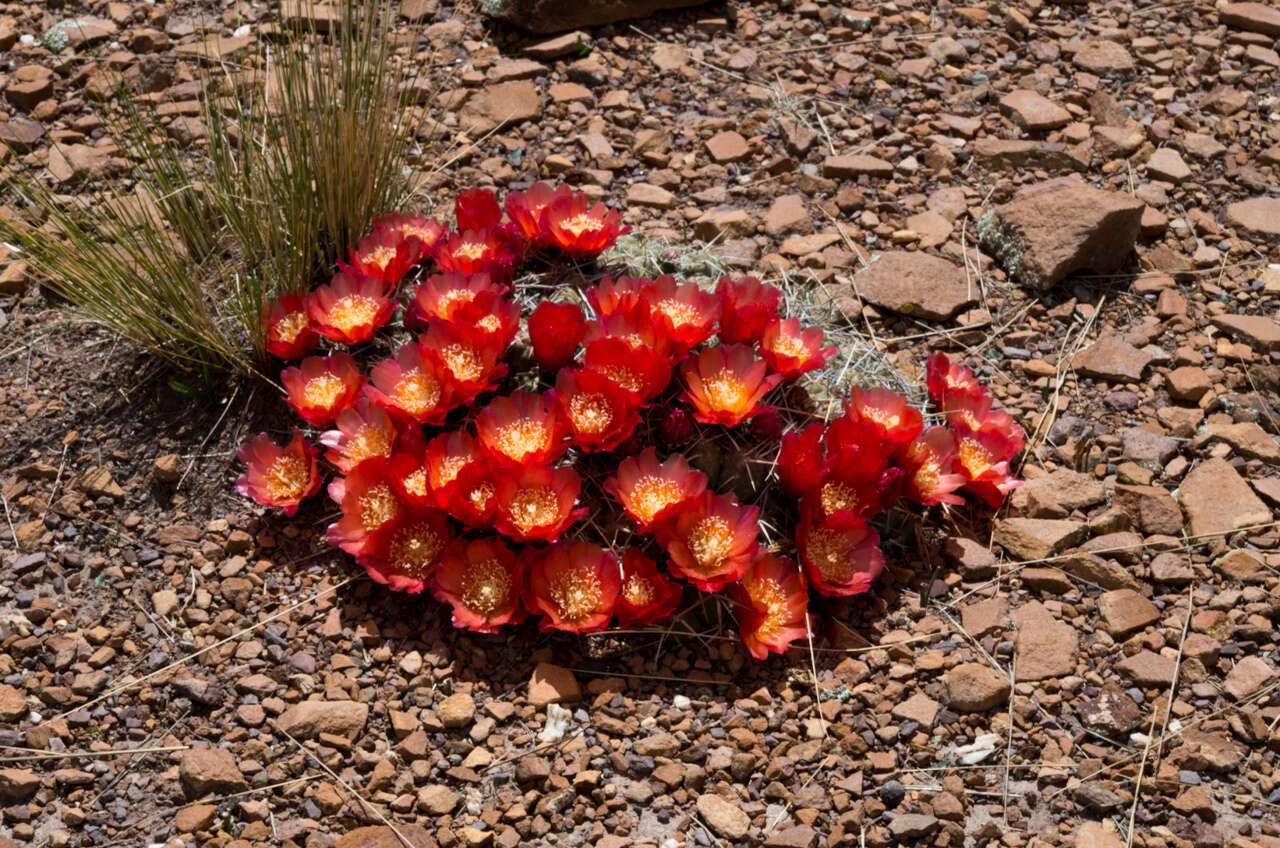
0, 744, 189, 763
1124, 584, 1196, 848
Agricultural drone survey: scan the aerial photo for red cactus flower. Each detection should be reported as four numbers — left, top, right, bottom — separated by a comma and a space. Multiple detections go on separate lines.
777, 423, 826, 496
450, 291, 521, 348
759, 318, 837, 380
356, 509, 452, 593
528, 301, 587, 371
615, 549, 682, 626
660, 407, 696, 444
264, 293, 318, 360
523, 541, 621, 633
897, 426, 967, 506
659, 491, 760, 592
951, 419, 1025, 509
319, 398, 398, 474
341, 228, 416, 291
281, 353, 365, 428
236, 430, 322, 516
326, 461, 402, 557
589, 276, 651, 319
442, 462, 498, 529
424, 430, 482, 511
680, 345, 783, 427
605, 448, 707, 532
456, 187, 504, 232
641, 275, 720, 354
476, 390, 568, 467
729, 553, 810, 660
808, 471, 884, 523
584, 310, 673, 361
797, 513, 884, 597
942, 389, 1000, 434
492, 464, 585, 542
431, 537, 526, 633
406, 271, 505, 331
505, 182, 574, 246
717, 276, 782, 345
420, 321, 508, 403
434, 229, 517, 283
543, 193, 629, 258
555, 368, 643, 453
387, 444, 434, 512
824, 415, 892, 480
372, 213, 446, 265
306, 271, 396, 345
844, 386, 924, 448
926, 352, 986, 411
365, 342, 454, 426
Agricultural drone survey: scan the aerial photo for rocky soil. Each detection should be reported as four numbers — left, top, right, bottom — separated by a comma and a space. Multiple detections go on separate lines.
0, 1, 1278, 847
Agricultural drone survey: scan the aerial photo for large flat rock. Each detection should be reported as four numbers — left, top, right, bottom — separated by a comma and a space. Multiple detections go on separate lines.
1178, 458, 1272, 538
487, 0, 711, 33
846, 251, 977, 321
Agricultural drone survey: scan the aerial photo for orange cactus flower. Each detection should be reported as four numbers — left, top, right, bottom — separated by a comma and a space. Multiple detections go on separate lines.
281, 353, 364, 428
365, 342, 454, 426
431, 537, 526, 633
604, 448, 707, 532
406, 271, 505, 331
476, 390, 568, 467
808, 471, 884, 523
717, 276, 782, 345
659, 491, 760, 592
420, 320, 509, 404
614, 549, 682, 626
589, 276, 651, 319
319, 398, 398, 474
758, 318, 837, 380
326, 461, 402, 557
543, 193, 629, 258
797, 513, 884, 597
371, 213, 445, 266
951, 419, 1025, 509
824, 415, 892, 480
505, 182, 574, 246
528, 301, 587, 371
640, 276, 720, 354
555, 368, 643, 453
777, 423, 826, 497
424, 430, 482, 511
926, 352, 986, 412
492, 464, 585, 542
341, 228, 416, 291
442, 461, 498, 529
729, 553, 810, 660
897, 426, 967, 506
306, 271, 396, 345
434, 228, 517, 283
356, 508, 452, 593
584, 310, 673, 361
523, 541, 621, 634
264, 293, 318, 360
680, 344, 783, 427
455, 187, 504, 232
235, 430, 322, 516
387, 442, 434, 512
450, 291, 521, 347
844, 386, 924, 448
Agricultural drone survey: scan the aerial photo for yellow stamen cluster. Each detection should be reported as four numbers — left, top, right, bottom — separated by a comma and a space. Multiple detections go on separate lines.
806, 527, 855, 584
387, 521, 445, 579
495, 420, 551, 462
628, 476, 683, 525
747, 576, 788, 636
303, 373, 348, 408
623, 574, 654, 607
503, 486, 560, 534
434, 289, 473, 317
558, 212, 603, 238
701, 369, 750, 412
467, 481, 495, 511
440, 343, 483, 382
434, 454, 470, 488
955, 435, 993, 476
770, 332, 809, 358
549, 567, 602, 621
347, 425, 394, 467
478, 314, 503, 333
266, 454, 309, 501
654, 298, 699, 328
401, 468, 430, 499
568, 392, 614, 435
460, 557, 511, 617
819, 480, 861, 517
686, 515, 733, 572
272, 310, 309, 344
393, 370, 442, 417
359, 483, 399, 532
600, 365, 642, 394
364, 245, 396, 271
326, 295, 382, 333
453, 240, 488, 261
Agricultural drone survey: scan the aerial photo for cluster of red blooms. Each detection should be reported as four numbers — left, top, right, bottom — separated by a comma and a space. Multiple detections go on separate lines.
236, 183, 1024, 660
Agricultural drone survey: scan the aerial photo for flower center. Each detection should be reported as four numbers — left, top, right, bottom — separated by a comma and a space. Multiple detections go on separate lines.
686, 515, 733, 572
628, 476, 683, 524
478, 314, 503, 333
747, 576, 788, 636
701, 369, 750, 411
364, 245, 396, 271
302, 373, 348, 409
266, 454, 309, 501
654, 298, 699, 328
494, 420, 551, 463
393, 369, 442, 416
559, 212, 603, 238
271, 310, 309, 344
327, 295, 382, 333
568, 392, 614, 435
460, 557, 511, 617
347, 425, 394, 467
401, 468, 430, 499
549, 567, 602, 622
454, 240, 488, 261
503, 486, 561, 534
387, 520, 445, 579
432, 454, 470, 489
359, 483, 400, 533
819, 480, 861, 517
434, 289, 473, 318
771, 333, 809, 358
599, 364, 642, 394
466, 481, 494, 512
623, 574, 654, 607
956, 435, 994, 478
807, 527, 856, 584
440, 343, 484, 382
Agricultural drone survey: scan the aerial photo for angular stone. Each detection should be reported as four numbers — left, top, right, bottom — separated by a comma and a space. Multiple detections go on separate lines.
1113, 484, 1183, 535
1022, 567, 1074, 593
1116, 650, 1177, 687
1073, 334, 1152, 382
1072, 40, 1135, 75
1223, 656, 1275, 700
0, 117, 45, 153
47, 144, 112, 186
487, 0, 711, 33
1058, 553, 1142, 592
1147, 148, 1190, 183
333, 825, 434, 848
179, 748, 248, 798
960, 597, 1006, 637
277, 700, 369, 740
1205, 422, 1280, 463
1213, 549, 1265, 582
1013, 602, 1078, 680
1077, 683, 1144, 735
458, 81, 543, 135
891, 692, 941, 726
888, 813, 939, 839
943, 663, 1011, 711
1178, 458, 1272, 538
696, 793, 750, 840
57, 17, 119, 48
1211, 313, 1280, 351
821, 154, 895, 178
175, 804, 219, 834
705, 130, 749, 164
0, 768, 39, 803
978, 180, 1143, 289
763, 194, 812, 237
1220, 2, 1280, 36
4, 65, 55, 112
0, 685, 27, 722
692, 208, 756, 241
970, 138, 1086, 171
1098, 589, 1160, 638
626, 182, 676, 209
437, 693, 476, 729
993, 518, 1085, 561
999, 90, 1071, 132
1121, 427, 1179, 466
846, 250, 977, 321
651, 42, 689, 73
418, 784, 460, 815
1016, 468, 1106, 511
529, 662, 580, 706
1076, 821, 1125, 848
1225, 197, 1280, 242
